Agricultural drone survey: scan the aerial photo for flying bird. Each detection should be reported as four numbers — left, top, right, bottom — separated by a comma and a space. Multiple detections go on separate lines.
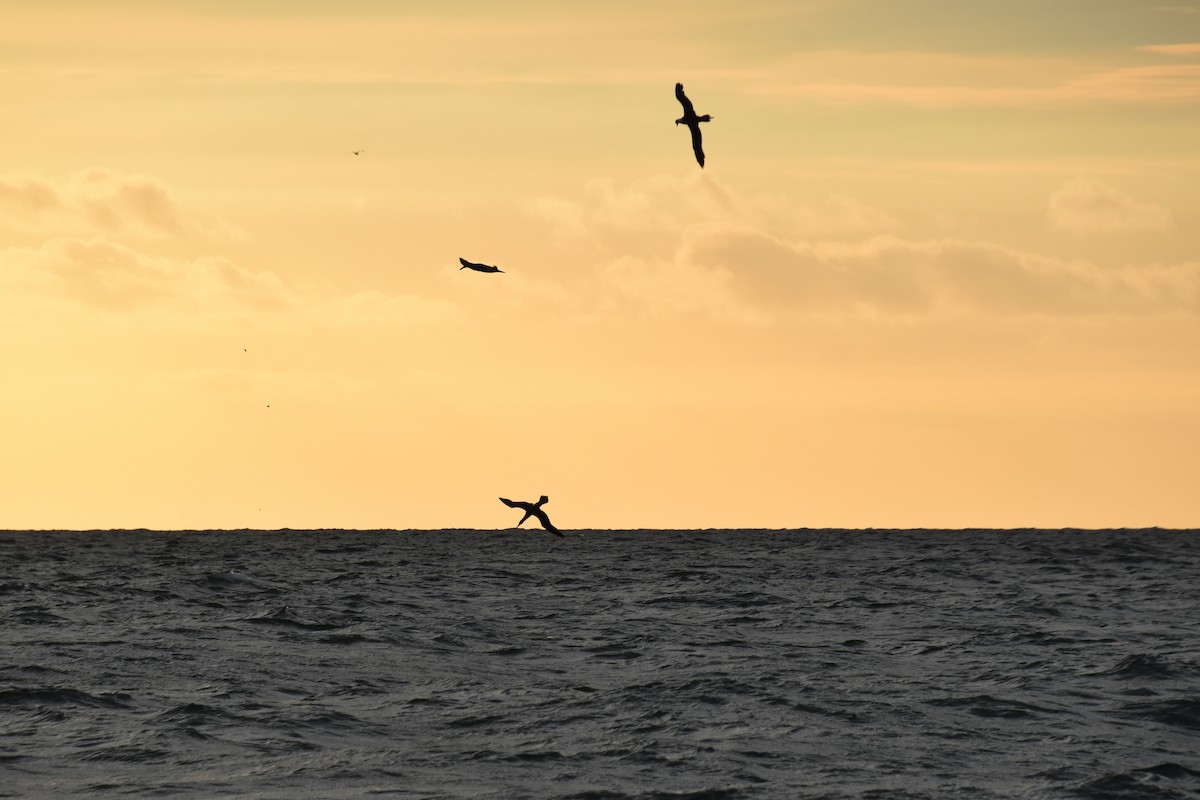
459, 257, 504, 274
500, 496, 563, 537
351, 150, 363, 155
674, 83, 712, 168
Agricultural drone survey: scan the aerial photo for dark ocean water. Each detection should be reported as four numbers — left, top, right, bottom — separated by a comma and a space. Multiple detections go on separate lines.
2, 529, 1198, 799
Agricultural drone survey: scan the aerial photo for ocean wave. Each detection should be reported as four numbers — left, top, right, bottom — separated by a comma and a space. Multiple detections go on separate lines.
639, 591, 791, 609
560, 790, 745, 800
199, 571, 280, 592
10, 606, 70, 625
157, 702, 249, 726
926, 694, 1060, 719
1119, 699, 1200, 731
78, 745, 171, 763
0, 687, 132, 709
1091, 654, 1177, 679
318, 632, 382, 644
239, 606, 341, 631
1075, 762, 1200, 799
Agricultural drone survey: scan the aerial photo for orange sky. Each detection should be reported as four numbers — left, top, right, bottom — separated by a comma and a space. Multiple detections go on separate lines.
2, 1, 1198, 529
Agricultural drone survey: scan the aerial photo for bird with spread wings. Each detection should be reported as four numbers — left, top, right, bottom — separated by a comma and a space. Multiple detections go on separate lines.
674, 83, 713, 168
499, 496, 563, 536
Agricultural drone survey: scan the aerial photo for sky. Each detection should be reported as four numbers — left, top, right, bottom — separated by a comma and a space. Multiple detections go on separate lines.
2, 0, 1198, 530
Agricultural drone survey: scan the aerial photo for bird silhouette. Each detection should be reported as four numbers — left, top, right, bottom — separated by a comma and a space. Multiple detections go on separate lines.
674, 83, 712, 168
499, 496, 563, 536
351, 150, 363, 155
459, 257, 504, 274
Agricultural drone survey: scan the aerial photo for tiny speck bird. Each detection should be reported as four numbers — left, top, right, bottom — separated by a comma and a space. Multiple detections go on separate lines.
351, 150, 363, 155
459, 257, 504, 274
500, 496, 563, 537
674, 83, 713, 168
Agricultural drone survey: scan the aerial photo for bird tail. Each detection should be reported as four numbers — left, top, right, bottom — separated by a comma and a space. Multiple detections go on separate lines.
698, 115, 712, 122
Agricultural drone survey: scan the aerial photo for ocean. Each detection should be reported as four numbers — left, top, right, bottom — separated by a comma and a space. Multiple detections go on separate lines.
2, 529, 1197, 799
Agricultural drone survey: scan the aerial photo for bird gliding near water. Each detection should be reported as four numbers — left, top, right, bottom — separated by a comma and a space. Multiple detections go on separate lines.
499, 496, 563, 536
459, 257, 504, 274
674, 83, 712, 168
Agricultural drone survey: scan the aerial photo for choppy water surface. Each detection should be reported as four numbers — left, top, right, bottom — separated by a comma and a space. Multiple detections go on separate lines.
2, 529, 1198, 799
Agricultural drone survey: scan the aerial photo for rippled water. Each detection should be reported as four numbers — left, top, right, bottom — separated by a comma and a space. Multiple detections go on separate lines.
2, 529, 1198, 799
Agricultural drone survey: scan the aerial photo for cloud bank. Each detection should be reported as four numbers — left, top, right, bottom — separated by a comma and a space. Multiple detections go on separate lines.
1047, 179, 1172, 235
0, 235, 459, 327
0, 168, 239, 240
533, 176, 1198, 322
682, 231, 1199, 318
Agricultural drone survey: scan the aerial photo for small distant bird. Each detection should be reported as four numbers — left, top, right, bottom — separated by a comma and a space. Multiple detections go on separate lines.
459, 257, 504, 274
674, 83, 712, 168
352, 150, 363, 155
500, 496, 563, 537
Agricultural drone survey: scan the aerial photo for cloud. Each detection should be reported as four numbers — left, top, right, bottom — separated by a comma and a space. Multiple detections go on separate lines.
675, 230, 1200, 318
534, 173, 898, 251
595, 253, 761, 325
0, 237, 457, 326
748, 52, 1200, 108
574, 227, 1200, 323
68, 169, 186, 236
529, 175, 1196, 323
1064, 64, 1200, 104
0, 237, 292, 312
0, 169, 241, 240
0, 177, 61, 218
1047, 179, 1172, 235
1139, 43, 1200, 56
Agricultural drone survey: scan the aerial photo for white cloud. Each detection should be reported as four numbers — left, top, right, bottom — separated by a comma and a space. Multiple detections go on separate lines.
534, 173, 898, 251
677, 230, 1199, 318
1138, 42, 1200, 56
1047, 179, 1172, 235
565, 228, 1200, 323
748, 53, 1200, 108
528, 176, 1196, 323
0, 237, 292, 312
0, 237, 459, 326
0, 169, 242, 241
0, 177, 60, 217
595, 253, 762, 325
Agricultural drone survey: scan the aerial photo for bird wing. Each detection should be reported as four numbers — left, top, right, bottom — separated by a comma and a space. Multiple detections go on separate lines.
499, 497, 520, 509
532, 508, 563, 536
675, 83, 696, 116
689, 125, 705, 168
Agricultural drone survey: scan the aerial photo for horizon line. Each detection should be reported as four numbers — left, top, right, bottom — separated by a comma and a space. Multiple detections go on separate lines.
2, 526, 1195, 534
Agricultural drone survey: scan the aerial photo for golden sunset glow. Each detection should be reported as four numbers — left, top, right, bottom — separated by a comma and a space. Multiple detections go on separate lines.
3, 1, 1198, 529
